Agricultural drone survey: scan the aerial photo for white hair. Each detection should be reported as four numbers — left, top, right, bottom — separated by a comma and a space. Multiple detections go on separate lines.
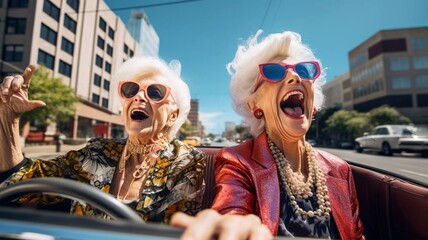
228, 30, 326, 137
113, 56, 191, 141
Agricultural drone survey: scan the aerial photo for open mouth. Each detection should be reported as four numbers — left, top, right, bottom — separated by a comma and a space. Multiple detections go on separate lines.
130, 108, 149, 121
280, 90, 305, 117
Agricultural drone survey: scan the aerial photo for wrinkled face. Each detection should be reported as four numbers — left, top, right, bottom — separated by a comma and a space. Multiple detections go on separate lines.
121, 74, 178, 143
249, 58, 316, 142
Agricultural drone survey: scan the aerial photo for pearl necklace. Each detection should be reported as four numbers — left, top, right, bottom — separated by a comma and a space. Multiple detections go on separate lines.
268, 138, 331, 219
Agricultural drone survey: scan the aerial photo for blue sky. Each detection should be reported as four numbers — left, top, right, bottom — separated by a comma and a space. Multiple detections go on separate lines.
104, 0, 428, 135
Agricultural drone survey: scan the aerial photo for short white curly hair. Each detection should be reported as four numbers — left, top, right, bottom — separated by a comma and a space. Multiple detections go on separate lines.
113, 56, 190, 141
228, 30, 326, 137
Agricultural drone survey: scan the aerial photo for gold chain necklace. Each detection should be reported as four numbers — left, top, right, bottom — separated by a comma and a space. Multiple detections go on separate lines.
117, 141, 162, 201
119, 142, 154, 179
267, 137, 331, 219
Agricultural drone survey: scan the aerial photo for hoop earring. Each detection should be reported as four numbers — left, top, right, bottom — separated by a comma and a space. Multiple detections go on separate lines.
254, 109, 264, 119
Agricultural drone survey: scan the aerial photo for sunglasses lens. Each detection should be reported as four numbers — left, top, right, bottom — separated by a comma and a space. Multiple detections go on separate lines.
262, 64, 286, 81
147, 84, 168, 101
295, 62, 318, 79
120, 82, 139, 98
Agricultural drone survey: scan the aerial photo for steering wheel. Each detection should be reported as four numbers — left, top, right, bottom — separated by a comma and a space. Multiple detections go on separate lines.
0, 177, 142, 223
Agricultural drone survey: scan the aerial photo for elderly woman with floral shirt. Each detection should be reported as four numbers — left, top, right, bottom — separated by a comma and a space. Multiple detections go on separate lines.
0, 56, 205, 223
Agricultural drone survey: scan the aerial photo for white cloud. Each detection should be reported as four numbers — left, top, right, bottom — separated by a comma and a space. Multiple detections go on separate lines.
199, 111, 225, 135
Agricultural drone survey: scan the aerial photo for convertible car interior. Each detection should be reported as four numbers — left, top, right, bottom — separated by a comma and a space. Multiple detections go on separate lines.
0, 146, 427, 240
199, 147, 428, 240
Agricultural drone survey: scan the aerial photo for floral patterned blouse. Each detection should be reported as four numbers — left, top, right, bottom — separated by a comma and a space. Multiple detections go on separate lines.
0, 138, 206, 223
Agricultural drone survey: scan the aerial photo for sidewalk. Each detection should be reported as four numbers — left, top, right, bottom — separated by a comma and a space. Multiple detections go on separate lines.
22, 143, 87, 159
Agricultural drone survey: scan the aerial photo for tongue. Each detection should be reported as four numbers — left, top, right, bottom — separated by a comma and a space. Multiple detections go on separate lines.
284, 107, 303, 116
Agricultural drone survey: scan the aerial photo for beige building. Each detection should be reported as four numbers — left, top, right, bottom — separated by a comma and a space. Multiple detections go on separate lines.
348, 26, 428, 125
0, 0, 140, 139
322, 71, 349, 110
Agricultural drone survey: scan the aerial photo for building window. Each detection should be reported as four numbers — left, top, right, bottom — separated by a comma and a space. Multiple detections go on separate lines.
3, 45, 23, 61
350, 51, 368, 68
103, 79, 110, 91
389, 57, 409, 71
416, 75, 428, 88
8, 0, 28, 8
417, 94, 428, 107
106, 44, 113, 56
130, 50, 134, 57
93, 74, 101, 86
92, 93, 100, 104
40, 23, 57, 45
95, 55, 103, 68
391, 76, 411, 89
99, 17, 106, 32
102, 98, 108, 108
413, 56, 428, 70
97, 36, 105, 50
64, 14, 77, 33
43, 0, 60, 21
108, 27, 115, 40
105, 62, 111, 73
59, 60, 72, 77
368, 38, 407, 59
66, 0, 79, 12
5, 18, 26, 34
61, 37, 74, 55
412, 37, 428, 51
124, 44, 128, 54
37, 49, 55, 70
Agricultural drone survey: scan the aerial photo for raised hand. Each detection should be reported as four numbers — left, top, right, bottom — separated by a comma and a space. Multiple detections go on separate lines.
0, 65, 46, 115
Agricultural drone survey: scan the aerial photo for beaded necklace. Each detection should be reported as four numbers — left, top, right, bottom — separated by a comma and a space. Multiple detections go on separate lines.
267, 138, 331, 219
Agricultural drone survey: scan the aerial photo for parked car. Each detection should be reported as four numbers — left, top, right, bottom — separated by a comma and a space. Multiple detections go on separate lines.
354, 125, 428, 157
182, 136, 201, 146
200, 137, 212, 146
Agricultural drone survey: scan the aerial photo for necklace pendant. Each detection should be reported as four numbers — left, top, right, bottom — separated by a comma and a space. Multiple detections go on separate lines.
133, 165, 150, 179
133, 167, 144, 179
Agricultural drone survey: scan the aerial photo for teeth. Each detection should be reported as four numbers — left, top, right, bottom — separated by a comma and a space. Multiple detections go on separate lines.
131, 108, 146, 114
282, 91, 303, 101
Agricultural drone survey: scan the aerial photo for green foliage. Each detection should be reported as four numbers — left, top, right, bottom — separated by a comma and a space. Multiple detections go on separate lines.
321, 105, 413, 145
206, 133, 216, 139
21, 66, 79, 128
178, 122, 194, 140
368, 105, 412, 126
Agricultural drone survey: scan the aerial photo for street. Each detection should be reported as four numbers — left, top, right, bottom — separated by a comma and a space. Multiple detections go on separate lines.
318, 147, 428, 186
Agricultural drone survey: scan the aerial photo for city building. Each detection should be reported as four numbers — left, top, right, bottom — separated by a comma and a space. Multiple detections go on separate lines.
0, 0, 140, 140
348, 26, 428, 125
322, 71, 349, 110
187, 99, 204, 137
126, 9, 159, 57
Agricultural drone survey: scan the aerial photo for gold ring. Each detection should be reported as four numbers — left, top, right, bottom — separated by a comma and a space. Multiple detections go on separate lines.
21, 83, 29, 90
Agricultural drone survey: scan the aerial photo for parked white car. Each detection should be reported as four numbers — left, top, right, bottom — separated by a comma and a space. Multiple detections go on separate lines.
354, 125, 428, 157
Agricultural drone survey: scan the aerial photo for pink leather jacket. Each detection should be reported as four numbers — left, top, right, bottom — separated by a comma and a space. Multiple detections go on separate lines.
211, 132, 365, 239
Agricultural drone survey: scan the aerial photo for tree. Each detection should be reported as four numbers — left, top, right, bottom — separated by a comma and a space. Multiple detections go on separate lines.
20, 66, 79, 130
368, 105, 412, 126
325, 110, 366, 144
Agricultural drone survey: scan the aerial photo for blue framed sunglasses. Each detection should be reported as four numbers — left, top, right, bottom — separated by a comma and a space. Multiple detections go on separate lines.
253, 61, 320, 92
